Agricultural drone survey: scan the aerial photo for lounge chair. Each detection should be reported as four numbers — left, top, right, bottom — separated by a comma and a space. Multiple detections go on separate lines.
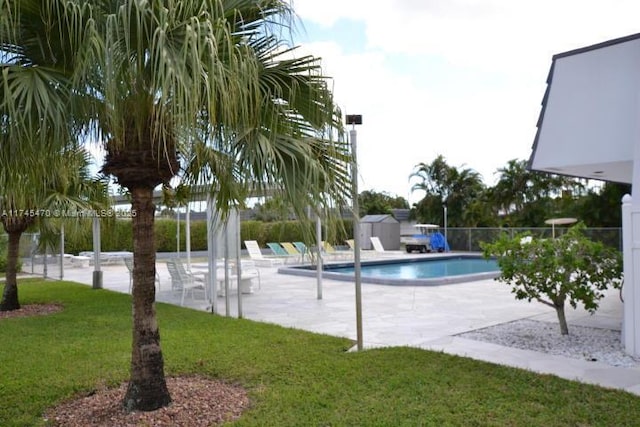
266, 242, 289, 256
293, 241, 311, 263
345, 239, 376, 258
266, 242, 299, 263
280, 242, 305, 263
293, 241, 308, 255
244, 240, 285, 267
370, 236, 405, 256
322, 241, 352, 260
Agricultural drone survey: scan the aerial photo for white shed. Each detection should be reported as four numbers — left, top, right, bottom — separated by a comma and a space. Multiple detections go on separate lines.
359, 214, 400, 250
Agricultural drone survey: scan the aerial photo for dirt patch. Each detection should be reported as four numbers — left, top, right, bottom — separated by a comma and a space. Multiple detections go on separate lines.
0, 303, 63, 319
44, 376, 250, 426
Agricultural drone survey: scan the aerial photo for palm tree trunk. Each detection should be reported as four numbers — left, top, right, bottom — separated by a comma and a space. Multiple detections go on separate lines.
0, 230, 23, 311
123, 187, 171, 411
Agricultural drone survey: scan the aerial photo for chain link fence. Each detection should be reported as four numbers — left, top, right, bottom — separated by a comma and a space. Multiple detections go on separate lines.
445, 227, 622, 252
0, 227, 624, 279
0, 232, 69, 279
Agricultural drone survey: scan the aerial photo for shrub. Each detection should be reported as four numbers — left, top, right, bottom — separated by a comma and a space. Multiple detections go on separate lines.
482, 223, 623, 335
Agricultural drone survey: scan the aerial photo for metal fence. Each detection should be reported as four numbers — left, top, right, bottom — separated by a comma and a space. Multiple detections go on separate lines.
0, 227, 624, 279
445, 227, 622, 252
0, 232, 68, 279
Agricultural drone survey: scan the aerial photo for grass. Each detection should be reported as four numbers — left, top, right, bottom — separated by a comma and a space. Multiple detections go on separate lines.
1, 280, 640, 426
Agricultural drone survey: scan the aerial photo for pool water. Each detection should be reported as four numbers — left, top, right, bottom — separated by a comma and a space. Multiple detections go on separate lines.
278, 255, 501, 286
331, 257, 499, 280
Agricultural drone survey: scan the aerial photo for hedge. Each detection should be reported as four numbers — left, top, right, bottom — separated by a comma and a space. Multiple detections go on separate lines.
58, 218, 354, 254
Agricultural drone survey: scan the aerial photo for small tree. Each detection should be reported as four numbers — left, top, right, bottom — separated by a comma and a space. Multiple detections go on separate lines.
482, 223, 622, 335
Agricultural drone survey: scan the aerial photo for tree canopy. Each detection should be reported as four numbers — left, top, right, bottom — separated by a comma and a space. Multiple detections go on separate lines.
409, 156, 623, 228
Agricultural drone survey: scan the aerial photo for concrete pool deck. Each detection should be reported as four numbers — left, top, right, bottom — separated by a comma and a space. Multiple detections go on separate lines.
24, 252, 640, 396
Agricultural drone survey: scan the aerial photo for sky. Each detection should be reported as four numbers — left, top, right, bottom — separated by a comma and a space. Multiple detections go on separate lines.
289, 0, 640, 203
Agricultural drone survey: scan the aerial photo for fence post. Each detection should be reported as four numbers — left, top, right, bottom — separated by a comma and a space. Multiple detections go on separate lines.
622, 194, 640, 356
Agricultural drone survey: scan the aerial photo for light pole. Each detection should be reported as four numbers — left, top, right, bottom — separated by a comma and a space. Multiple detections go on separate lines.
347, 114, 363, 351
443, 202, 448, 248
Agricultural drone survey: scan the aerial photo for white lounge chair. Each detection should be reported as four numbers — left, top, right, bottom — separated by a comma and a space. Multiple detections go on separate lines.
344, 239, 376, 258
370, 236, 405, 256
244, 240, 285, 267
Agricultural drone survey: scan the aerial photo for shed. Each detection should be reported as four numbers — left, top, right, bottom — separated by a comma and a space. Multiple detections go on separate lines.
359, 214, 400, 250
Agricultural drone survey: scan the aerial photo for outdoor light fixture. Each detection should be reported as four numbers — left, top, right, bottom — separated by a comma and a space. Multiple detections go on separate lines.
346, 114, 363, 125
348, 113, 364, 351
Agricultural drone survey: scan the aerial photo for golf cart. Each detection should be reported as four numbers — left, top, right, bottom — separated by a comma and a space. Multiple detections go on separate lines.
405, 224, 440, 253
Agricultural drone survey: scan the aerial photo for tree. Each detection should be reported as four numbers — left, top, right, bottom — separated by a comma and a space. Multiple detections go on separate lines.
16, 0, 349, 411
358, 190, 408, 216
576, 182, 631, 227
492, 159, 587, 226
0, 1, 106, 311
482, 224, 622, 335
253, 196, 294, 222
0, 145, 106, 311
410, 155, 485, 226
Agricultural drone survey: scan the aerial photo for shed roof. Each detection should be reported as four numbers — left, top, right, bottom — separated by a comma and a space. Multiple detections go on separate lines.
360, 214, 399, 224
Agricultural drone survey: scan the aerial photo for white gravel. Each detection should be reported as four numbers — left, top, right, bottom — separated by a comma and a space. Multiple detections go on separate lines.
457, 319, 640, 368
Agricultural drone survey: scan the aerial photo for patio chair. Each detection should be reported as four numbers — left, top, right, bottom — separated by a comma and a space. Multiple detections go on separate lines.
266, 242, 298, 263
166, 258, 207, 306
322, 241, 352, 260
280, 242, 306, 263
293, 241, 308, 255
293, 241, 312, 263
266, 242, 289, 256
244, 240, 285, 267
370, 236, 405, 256
125, 256, 161, 293
344, 239, 376, 258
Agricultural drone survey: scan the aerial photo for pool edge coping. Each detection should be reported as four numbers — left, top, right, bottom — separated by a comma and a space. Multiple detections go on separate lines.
277, 254, 501, 286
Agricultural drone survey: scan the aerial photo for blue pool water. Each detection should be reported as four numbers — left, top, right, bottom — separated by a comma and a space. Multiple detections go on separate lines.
278, 255, 501, 286
332, 257, 499, 280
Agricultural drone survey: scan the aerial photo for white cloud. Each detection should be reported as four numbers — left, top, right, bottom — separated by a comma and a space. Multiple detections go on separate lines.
291, 0, 640, 203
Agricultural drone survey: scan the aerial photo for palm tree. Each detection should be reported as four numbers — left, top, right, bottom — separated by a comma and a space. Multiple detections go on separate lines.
21, 0, 348, 411
492, 159, 587, 226
0, 0, 104, 310
0, 145, 106, 311
5, 0, 349, 411
410, 155, 484, 226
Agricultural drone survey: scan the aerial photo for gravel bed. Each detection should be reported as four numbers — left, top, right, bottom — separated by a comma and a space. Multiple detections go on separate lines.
457, 319, 640, 368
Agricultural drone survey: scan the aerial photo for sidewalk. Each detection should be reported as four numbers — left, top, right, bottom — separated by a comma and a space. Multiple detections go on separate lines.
24, 257, 640, 396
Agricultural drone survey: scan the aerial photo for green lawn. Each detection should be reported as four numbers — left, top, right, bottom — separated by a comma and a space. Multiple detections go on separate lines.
1, 280, 639, 426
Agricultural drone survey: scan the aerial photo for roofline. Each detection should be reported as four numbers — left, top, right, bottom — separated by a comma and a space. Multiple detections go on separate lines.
553, 32, 640, 60
528, 32, 640, 177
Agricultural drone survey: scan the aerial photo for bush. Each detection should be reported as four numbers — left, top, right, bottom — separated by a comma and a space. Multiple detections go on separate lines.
40, 217, 356, 254
482, 223, 623, 335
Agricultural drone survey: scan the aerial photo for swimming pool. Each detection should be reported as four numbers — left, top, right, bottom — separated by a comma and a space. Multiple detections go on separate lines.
278, 255, 501, 286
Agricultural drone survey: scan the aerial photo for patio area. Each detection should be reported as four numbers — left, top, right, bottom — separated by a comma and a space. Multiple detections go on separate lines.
24, 253, 640, 395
